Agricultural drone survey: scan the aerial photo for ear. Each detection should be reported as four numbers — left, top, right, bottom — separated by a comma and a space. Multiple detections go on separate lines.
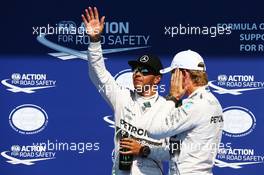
154, 75, 161, 84
182, 70, 189, 78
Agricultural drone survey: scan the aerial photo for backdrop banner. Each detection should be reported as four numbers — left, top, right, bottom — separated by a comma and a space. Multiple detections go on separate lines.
1, 1, 263, 175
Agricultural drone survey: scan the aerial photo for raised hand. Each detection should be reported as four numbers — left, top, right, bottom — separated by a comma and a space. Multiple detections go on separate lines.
170, 68, 186, 100
81, 7, 105, 42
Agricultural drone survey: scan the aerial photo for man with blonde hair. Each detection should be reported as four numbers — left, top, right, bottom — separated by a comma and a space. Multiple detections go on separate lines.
145, 50, 224, 175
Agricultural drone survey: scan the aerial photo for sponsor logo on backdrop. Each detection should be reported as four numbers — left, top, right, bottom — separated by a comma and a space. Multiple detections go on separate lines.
1, 144, 55, 165
1, 73, 56, 94
222, 106, 256, 137
1, 140, 100, 165
215, 106, 261, 169
209, 74, 264, 95
216, 143, 264, 169
34, 21, 151, 60
9, 104, 48, 135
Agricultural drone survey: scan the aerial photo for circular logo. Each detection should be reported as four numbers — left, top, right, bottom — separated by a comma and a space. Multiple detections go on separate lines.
111, 148, 115, 163
222, 106, 256, 137
121, 130, 127, 136
11, 73, 21, 81
114, 69, 134, 90
11, 145, 21, 152
218, 74, 227, 82
139, 55, 149, 63
9, 104, 48, 135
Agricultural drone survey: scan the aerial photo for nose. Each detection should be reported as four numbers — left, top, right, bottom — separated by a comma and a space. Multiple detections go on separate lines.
134, 70, 142, 76
133, 73, 143, 80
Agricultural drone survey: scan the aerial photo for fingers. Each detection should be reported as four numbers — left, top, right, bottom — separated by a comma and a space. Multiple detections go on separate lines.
83, 7, 104, 26
176, 68, 179, 78
178, 70, 183, 88
121, 138, 133, 142
94, 7, 99, 20
119, 150, 133, 155
171, 69, 177, 86
120, 138, 142, 156
120, 141, 132, 146
81, 14, 88, 27
177, 69, 186, 99
88, 7, 95, 19
120, 138, 138, 149
120, 139, 133, 147
119, 144, 131, 149
174, 68, 179, 81
170, 69, 176, 86
85, 9, 91, 22
83, 7, 95, 22
175, 68, 180, 87
100, 16, 105, 29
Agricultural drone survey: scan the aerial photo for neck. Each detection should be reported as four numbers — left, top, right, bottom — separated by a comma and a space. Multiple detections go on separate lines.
137, 90, 156, 97
187, 85, 200, 96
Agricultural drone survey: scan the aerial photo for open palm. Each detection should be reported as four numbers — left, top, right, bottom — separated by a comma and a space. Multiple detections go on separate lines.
170, 69, 186, 100
82, 7, 105, 41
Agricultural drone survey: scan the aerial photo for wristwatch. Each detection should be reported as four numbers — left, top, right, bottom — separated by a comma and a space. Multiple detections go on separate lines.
165, 95, 182, 107
139, 145, 151, 158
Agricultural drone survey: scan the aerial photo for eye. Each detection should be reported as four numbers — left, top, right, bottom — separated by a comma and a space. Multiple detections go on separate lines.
132, 67, 140, 72
141, 69, 149, 73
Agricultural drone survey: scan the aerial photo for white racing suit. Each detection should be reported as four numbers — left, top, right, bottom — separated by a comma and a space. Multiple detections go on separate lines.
145, 86, 223, 175
87, 42, 171, 175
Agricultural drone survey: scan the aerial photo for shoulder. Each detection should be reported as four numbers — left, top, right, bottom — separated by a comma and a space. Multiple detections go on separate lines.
158, 95, 166, 102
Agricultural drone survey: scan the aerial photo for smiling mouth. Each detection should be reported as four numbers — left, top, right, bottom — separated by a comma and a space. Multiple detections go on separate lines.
134, 79, 142, 83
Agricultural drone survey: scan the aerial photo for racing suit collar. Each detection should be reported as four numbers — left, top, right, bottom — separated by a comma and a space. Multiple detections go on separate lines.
188, 85, 209, 99
135, 91, 159, 101
135, 92, 159, 111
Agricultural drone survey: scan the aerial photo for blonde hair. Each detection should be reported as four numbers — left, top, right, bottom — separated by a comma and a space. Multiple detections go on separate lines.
188, 70, 208, 86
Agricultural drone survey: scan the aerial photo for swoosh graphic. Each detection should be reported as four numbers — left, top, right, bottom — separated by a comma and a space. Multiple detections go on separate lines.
103, 115, 115, 128
1, 151, 55, 165
208, 80, 264, 95
37, 35, 150, 60
37, 35, 87, 60
214, 159, 263, 169
1, 79, 55, 93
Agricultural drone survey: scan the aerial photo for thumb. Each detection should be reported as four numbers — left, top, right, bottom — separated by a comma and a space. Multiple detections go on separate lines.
100, 16, 105, 29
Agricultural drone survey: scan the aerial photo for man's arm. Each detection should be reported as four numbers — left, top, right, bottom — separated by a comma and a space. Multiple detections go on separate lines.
82, 7, 123, 110
146, 69, 197, 139
119, 138, 171, 161
146, 99, 200, 139
148, 138, 171, 161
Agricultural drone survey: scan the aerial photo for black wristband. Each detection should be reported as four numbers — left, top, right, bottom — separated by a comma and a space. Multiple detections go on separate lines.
165, 95, 182, 107
139, 145, 151, 158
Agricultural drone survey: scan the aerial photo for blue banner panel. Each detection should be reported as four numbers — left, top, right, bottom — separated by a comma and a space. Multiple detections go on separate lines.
1, 1, 264, 175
